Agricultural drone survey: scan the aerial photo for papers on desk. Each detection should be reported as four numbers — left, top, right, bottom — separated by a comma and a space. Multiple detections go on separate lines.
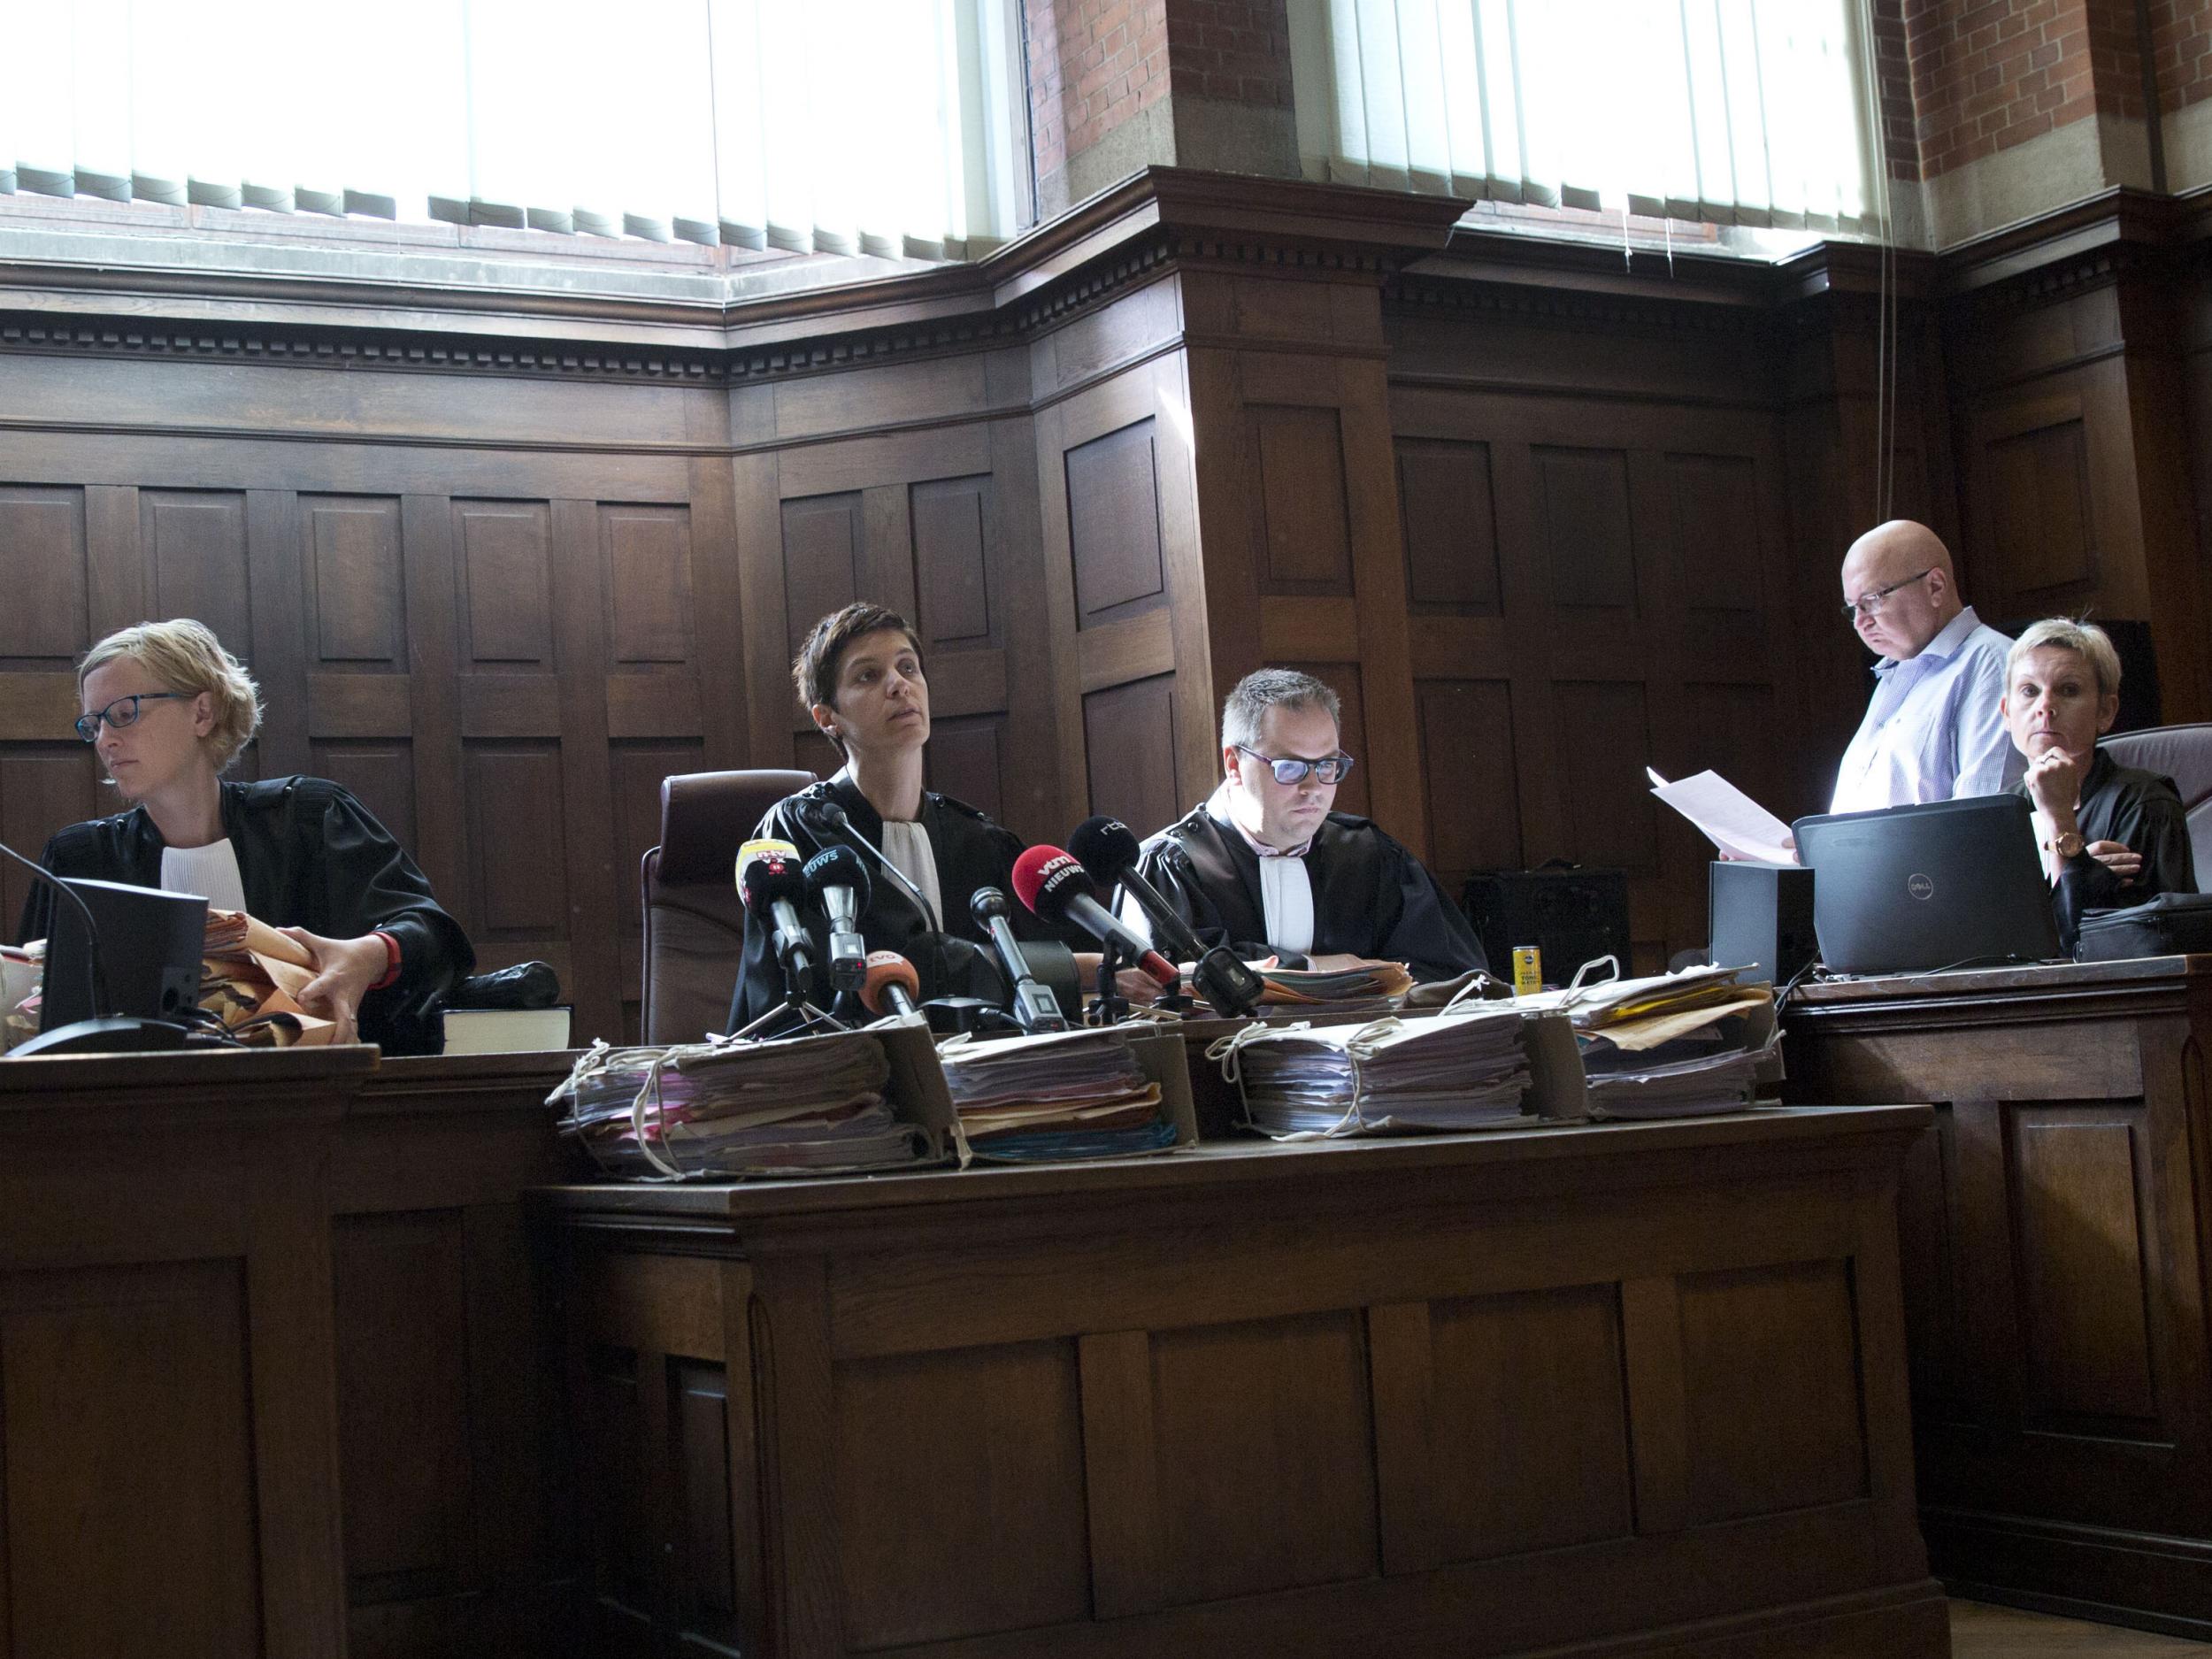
1521, 964, 1779, 1120
1220, 1005, 1543, 1138
937, 1026, 1182, 1162
551, 1025, 944, 1179
1256, 961, 1414, 1017
1647, 768, 1797, 865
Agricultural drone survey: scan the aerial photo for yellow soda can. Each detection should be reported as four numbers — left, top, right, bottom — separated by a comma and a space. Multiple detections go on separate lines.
1510, 945, 1541, 997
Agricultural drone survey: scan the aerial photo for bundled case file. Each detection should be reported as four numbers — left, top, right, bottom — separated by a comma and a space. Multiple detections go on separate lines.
549, 1019, 956, 1179
1517, 964, 1778, 1120
935, 1026, 1195, 1162
1216, 1004, 1585, 1139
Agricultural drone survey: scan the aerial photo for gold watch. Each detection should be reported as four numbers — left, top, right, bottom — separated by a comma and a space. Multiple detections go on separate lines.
2044, 829, 2085, 859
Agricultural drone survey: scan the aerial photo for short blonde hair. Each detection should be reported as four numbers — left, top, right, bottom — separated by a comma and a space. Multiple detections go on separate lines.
80, 618, 263, 773
2007, 618, 2123, 702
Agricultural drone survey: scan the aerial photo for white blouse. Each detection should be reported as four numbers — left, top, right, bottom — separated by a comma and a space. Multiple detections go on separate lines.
160, 837, 249, 915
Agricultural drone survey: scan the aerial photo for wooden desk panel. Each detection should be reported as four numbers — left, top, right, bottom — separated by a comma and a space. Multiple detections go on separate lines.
1785, 956, 2212, 1638
0, 1045, 580, 1659
535, 1108, 1947, 1659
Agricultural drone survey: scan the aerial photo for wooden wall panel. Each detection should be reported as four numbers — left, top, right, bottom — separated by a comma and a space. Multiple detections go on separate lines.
144, 489, 255, 652
1083, 675, 1181, 837
1248, 405, 1354, 595
603, 504, 695, 668
1532, 447, 1639, 612
309, 740, 419, 853
0, 485, 89, 664
911, 475, 995, 649
303, 495, 406, 666
926, 715, 1007, 822
453, 501, 555, 671
1395, 437, 1501, 615
1415, 678, 1521, 895
1065, 419, 1168, 627
780, 492, 864, 661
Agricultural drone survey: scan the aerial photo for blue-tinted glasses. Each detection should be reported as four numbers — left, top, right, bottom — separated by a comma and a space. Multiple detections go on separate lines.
75, 692, 187, 743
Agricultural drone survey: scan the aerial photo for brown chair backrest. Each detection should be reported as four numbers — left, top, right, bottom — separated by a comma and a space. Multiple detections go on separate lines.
640, 769, 816, 1044
2101, 723, 2212, 890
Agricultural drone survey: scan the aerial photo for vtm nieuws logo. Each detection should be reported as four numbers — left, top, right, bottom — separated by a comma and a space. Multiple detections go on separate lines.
1907, 873, 1935, 901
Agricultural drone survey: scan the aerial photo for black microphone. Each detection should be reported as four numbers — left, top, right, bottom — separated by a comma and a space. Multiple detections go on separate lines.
1068, 817, 1263, 1018
737, 838, 817, 995
970, 887, 1069, 1033
803, 845, 872, 1000
798, 798, 939, 930
1011, 846, 1177, 986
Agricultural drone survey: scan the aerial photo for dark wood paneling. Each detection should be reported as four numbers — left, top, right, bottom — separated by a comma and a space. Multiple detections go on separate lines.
2012, 1111, 2160, 1427
1678, 1260, 1868, 1525
464, 742, 570, 939
1665, 453, 1763, 613
833, 1341, 1090, 1648
1552, 680, 1660, 875
144, 488, 254, 651
1249, 404, 1354, 595
672, 1359, 743, 1648
1425, 1284, 1633, 1561
1532, 447, 1638, 611
911, 475, 995, 649
303, 495, 406, 666
452, 501, 555, 670
1148, 1310, 1379, 1605
310, 740, 419, 854
1395, 438, 1500, 615
926, 714, 1006, 822
1065, 419, 1166, 626
602, 504, 695, 668
0, 748, 101, 926
1988, 418, 2096, 602
0, 485, 88, 664
780, 492, 864, 660
0, 1260, 261, 1658
1416, 678, 1521, 886
1277, 659, 1370, 820
1083, 673, 1181, 837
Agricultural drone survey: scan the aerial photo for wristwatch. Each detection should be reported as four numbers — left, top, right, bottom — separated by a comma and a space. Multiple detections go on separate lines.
2043, 829, 2085, 860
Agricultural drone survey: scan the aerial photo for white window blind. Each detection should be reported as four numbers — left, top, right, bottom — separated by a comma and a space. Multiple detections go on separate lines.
1286, 0, 1879, 234
0, 0, 1025, 260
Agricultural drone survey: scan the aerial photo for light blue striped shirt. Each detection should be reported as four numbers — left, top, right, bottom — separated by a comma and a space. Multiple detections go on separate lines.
1830, 606, 2024, 814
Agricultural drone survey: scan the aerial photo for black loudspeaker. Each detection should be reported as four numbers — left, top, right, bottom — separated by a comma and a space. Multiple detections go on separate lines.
1462, 864, 1631, 986
1709, 862, 1817, 988
39, 878, 207, 1030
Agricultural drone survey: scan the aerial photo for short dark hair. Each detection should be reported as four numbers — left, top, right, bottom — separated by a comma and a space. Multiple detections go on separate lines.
1221, 668, 1341, 753
793, 603, 924, 714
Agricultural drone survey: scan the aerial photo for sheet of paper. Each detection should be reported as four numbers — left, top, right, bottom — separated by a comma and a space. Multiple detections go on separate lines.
1646, 768, 1797, 865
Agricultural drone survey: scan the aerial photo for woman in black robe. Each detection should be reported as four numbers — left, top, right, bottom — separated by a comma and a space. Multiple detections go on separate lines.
2004, 618, 2196, 950
726, 603, 1091, 1033
17, 619, 471, 1052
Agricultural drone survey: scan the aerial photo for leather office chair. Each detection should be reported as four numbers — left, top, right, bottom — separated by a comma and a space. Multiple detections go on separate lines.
639, 769, 816, 1044
2102, 723, 2212, 891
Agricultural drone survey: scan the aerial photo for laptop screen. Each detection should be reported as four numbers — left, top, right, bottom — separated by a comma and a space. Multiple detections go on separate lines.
1791, 795, 2062, 975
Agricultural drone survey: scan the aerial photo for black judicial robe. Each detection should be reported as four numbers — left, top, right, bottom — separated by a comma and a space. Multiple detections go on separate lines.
19, 776, 473, 1055
1136, 803, 1487, 982
2012, 747, 2198, 951
725, 772, 1085, 1033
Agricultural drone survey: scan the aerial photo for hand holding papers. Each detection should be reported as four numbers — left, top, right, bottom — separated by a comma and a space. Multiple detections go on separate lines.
1647, 768, 1797, 865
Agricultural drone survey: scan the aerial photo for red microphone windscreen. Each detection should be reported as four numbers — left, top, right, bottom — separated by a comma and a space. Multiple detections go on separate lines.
1011, 844, 1087, 914
860, 950, 920, 1014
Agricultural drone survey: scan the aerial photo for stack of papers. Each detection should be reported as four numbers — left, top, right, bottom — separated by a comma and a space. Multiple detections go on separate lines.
936, 1027, 1175, 1161
551, 1032, 933, 1178
1258, 961, 1414, 1016
1225, 1006, 1532, 1137
1520, 964, 1777, 1120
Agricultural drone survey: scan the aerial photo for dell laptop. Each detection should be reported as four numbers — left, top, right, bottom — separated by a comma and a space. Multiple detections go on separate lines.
1791, 795, 2062, 975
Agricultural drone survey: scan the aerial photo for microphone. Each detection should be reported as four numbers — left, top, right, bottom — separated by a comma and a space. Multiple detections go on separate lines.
797, 798, 939, 930
1069, 816, 1263, 1018
1011, 846, 1177, 987
803, 845, 872, 999
859, 950, 921, 1019
970, 887, 1069, 1033
736, 838, 817, 995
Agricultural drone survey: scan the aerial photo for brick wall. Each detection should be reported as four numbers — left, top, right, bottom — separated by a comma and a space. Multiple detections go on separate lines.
2152, 0, 2212, 111
1872, 1, 1926, 181
1165, 0, 1293, 108
1025, 0, 1172, 191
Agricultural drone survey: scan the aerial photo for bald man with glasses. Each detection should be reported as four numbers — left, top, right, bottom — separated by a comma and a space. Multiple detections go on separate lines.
1831, 519, 2022, 814
1133, 668, 1486, 982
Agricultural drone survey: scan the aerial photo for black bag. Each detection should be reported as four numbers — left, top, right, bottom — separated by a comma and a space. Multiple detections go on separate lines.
2073, 893, 2212, 962
444, 960, 563, 1010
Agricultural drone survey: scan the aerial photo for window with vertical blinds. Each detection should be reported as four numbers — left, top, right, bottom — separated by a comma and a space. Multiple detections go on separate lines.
0, 0, 1028, 261
1286, 0, 1880, 234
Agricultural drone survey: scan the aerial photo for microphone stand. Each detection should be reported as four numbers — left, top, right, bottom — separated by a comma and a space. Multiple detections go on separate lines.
730, 939, 844, 1042
1088, 936, 1131, 1025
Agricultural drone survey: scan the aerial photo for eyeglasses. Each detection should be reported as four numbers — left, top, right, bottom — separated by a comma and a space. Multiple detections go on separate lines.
1236, 745, 1356, 786
1842, 569, 1933, 620
75, 692, 187, 743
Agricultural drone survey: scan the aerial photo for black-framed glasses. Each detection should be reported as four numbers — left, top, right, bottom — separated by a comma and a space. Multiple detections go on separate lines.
1236, 744, 1355, 786
1842, 568, 1933, 619
74, 692, 187, 743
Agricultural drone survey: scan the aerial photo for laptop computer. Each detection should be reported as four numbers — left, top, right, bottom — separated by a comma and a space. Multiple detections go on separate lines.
1791, 795, 2062, 975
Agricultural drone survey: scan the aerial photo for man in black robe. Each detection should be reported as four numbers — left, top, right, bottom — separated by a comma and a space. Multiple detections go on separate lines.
1133, 668, 1485, 982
